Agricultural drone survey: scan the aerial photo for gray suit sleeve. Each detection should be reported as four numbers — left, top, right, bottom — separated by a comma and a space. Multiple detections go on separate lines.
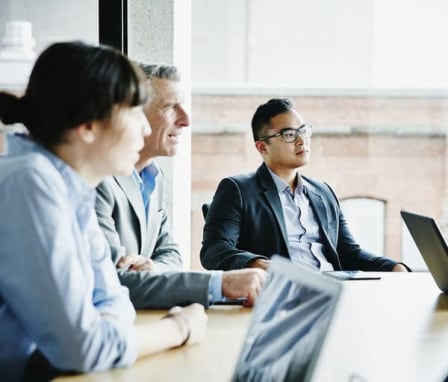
96, 179, 212, 309
95, 179, 125, 264
117, 270, 212, 309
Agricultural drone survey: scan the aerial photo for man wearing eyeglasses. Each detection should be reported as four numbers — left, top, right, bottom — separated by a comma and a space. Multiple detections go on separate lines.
200, 98, 409, 272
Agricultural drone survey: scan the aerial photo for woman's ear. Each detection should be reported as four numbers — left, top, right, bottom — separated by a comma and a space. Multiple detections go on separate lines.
75, 122, 96, 144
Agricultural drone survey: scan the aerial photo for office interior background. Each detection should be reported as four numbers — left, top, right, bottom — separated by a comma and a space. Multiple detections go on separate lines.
1, 0, 447, 271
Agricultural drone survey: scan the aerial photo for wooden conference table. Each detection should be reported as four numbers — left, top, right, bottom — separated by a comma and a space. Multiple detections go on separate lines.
55, 272, 448, 382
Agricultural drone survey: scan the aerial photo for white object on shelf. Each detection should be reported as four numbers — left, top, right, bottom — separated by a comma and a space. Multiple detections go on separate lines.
0, 21, 36, 92
0, 20, 36, 60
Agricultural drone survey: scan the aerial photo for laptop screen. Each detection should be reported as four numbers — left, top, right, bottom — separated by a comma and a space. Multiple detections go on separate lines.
401, 210, 448, 293
232, 256, 342, 382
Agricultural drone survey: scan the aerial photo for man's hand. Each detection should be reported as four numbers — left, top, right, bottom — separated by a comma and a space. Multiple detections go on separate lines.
222, 268, 268, 307
392, 263, 409, 272
247, 258, 271, 271
116, 254, 156, 272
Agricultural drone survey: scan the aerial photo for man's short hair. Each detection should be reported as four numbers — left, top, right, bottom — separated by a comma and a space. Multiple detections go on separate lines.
251, 98, 295, 142
134, 62, 181, 82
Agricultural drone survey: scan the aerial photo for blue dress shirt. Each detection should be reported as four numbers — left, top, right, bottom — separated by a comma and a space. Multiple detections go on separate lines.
137, 163, 159, 217
0, 134, 137, 381
268, 169, 334, 271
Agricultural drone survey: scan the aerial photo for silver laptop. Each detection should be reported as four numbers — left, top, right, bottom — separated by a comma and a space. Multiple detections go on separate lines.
232, 256, 342, 382
401, 210, 448, 293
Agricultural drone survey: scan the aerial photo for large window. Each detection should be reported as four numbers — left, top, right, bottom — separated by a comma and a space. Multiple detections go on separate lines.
340, 198, 385, 257
190, 0, 448, 268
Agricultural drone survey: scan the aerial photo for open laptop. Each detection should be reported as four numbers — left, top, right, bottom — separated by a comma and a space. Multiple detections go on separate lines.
401, 210, 448, 293
232, 256, 343, 382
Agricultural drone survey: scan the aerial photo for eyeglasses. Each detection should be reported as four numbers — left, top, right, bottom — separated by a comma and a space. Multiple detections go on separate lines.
257, 124, 313, 143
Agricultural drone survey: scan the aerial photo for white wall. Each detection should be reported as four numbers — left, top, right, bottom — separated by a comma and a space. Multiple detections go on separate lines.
192, 0, 448, 89
372, 0, 448, 88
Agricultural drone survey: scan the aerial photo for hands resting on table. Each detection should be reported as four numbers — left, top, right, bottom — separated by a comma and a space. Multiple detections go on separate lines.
116, 253, 268, 355
117, 254, 268, 307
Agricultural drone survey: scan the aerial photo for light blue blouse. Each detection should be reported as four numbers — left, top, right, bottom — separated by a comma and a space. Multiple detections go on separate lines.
0, 134, 137, 381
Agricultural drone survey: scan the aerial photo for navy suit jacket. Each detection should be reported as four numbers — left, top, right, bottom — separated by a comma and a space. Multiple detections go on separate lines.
201, 163, 400, 271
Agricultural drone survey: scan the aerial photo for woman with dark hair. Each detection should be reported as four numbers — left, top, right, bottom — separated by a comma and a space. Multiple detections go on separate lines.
0, 41, 207, 382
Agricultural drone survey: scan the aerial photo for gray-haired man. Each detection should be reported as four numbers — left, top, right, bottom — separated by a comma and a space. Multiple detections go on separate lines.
96, 64, 266, 309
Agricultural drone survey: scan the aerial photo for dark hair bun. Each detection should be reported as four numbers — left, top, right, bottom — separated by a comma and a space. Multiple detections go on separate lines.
0, 92, 24, 125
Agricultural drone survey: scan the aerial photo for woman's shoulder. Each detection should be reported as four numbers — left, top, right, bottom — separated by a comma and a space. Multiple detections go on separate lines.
0, 151, 60, 188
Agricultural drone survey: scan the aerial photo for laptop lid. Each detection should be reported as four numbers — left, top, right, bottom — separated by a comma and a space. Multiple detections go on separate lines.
401, 210, 448, 293
232, 256, 342, 382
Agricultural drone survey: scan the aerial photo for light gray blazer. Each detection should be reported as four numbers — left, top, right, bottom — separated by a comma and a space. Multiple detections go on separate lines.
96, 169, 182, 270
96, 169, 211, 309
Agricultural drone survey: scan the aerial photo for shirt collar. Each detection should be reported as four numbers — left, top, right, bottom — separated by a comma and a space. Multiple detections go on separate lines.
140, 161, 160, 178
133, 161, 160, 194
134, 161, 160, 185
267, 167, 305, 196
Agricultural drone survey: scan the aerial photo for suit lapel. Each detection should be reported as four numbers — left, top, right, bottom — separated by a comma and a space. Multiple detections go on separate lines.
305, 186, 329, 233
257, 165, 290, 253
114, 174, 146, 251
142, 177, 160, 256
305, 185, 341, 267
